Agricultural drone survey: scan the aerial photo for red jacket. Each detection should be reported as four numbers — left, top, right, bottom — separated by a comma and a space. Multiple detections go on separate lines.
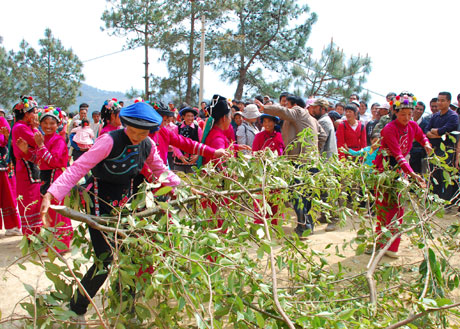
336, 120, 367, 158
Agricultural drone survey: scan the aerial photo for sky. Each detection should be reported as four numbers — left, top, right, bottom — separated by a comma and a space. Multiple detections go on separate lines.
1, 0, 459, 108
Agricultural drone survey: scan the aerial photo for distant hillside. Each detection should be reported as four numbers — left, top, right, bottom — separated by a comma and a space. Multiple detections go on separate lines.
68, 84, 127, 115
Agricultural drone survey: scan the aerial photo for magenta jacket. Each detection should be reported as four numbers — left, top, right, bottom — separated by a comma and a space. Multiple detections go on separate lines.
252, 130, 285, 155
150, 126, 216, 166
374, 120, 429, 174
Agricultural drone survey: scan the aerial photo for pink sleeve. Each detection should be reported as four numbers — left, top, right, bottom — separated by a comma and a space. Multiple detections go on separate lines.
382, 125, 413, 174
48, 134, 113, 201
36, 137, 68, 169
145, 137, 180, 188
169, 129, 216, 159
0, 117, 10, 147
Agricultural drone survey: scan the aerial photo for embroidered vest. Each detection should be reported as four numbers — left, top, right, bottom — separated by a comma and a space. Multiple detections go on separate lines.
91, 129, 152, 186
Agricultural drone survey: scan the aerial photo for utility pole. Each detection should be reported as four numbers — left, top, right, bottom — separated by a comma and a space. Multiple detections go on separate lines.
198, 14, 205, 106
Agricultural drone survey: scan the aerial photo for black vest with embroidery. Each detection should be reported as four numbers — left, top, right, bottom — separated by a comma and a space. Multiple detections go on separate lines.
91, 129, 152, 186
177, 123, 199, 141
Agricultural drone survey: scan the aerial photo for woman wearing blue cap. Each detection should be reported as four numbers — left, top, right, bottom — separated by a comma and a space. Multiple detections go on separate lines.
40, 101, 180, 316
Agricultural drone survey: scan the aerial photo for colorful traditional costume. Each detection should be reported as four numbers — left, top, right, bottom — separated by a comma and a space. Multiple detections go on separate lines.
12, 97, 42, 236
0, 116, 21, 231
45, 102, 180, 315
374, 93, 430, 253
30, 107, 72, 251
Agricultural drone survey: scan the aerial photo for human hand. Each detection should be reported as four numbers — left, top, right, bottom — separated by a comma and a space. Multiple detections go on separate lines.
239, 144, 252, 151
424, 143, 433, 156
0, 127, 9, 138
214, 148, 231, 158
189, 154, 199, 163
40, 193, 53, 227
180, 156, 190, 165
254, 99, 264, 112
16, 137, 29, 154
411, 173, 426, 189
34, 132, 45, 147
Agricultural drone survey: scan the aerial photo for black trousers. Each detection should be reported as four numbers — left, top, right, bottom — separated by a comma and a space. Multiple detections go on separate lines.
70, 227, 113, 315
409, 148, 426, 175
70, 181, 133, 315
430, 149, 457, 202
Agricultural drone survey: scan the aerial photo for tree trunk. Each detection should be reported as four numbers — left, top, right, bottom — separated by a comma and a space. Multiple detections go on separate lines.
234, 68, 246, 100
47, 47, 51, 104
185, 0, 195, 105
144, 29, 150, 101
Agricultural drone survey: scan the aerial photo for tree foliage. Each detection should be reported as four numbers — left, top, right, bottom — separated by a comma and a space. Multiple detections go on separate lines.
1, 29, 84, 110
4, 132, 460, 329
209, 0, 317, 99
291, 40, 372, 102
101, 0, 170, 99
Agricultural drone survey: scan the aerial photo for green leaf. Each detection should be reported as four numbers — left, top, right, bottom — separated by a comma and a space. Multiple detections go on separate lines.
23, 283, 35, 296
255, 312, 265, 327
155, 186, 172, 196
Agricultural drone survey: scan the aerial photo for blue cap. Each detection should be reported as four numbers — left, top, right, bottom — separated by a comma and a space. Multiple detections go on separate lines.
120, 102, 163, 132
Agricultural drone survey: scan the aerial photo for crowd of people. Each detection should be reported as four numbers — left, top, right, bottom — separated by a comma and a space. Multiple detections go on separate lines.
0, 89, 458, 317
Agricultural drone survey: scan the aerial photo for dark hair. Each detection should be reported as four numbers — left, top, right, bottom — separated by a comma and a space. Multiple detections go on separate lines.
386, 92, 396, 98
254, 95, 263, 103
295, 97, 306, 108
101, 104, 120, 127
359, 101, 368, 108
68, 112, 75, 119
81, 118, 90, 127
335, 102, 345, 109
279, 91, 290, 101
350, 93, 360, 100
286, 95, 297, 106
439, 92, 452, 102
416, 101, 426, 111
344, 103, 358, 113
430, 97, 438, 104
371, 103, 380, 109
92, 111, 100, 116
231, 105, 239, 112
79, 103, 89, 109
457, 94, 460, 102
286, 95, 305, 108
201, 101, 207, 106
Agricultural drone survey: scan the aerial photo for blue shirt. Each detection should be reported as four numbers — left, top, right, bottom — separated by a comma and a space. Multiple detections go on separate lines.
427, 109, 459, 148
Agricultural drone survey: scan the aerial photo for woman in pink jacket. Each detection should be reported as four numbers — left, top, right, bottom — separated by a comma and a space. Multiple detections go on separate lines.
372, 92, 432, 258
0, 115, 21, 235
252, 114, 285, 225
12, 96, 42, 237
17, 107, 73, 252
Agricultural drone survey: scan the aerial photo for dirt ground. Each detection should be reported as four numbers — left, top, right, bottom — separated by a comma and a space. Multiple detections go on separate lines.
1, 212, 459, 328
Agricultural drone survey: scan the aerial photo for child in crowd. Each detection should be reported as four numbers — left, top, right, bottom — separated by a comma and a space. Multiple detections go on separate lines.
71, 118, 94, 151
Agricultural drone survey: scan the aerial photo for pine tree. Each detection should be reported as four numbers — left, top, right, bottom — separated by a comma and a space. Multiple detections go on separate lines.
210, 0, 317, 100
101, 0, 169, 100
13, 30, 84, 109
291, 40, 372, 102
